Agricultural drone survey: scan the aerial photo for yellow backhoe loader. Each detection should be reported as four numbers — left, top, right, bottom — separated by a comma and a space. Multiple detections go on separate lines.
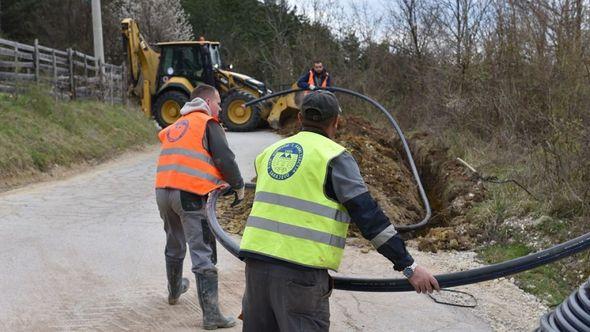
121, 18, 299, 131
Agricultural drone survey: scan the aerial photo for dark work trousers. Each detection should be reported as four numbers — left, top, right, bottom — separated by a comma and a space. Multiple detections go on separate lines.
242, 258, 332, 332
155, 188, 217, 274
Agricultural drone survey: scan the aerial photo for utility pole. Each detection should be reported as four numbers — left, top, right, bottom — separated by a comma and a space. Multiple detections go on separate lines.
91, 0, 105, 63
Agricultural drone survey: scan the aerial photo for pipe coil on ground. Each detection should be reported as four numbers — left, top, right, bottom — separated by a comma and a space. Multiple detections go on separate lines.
537, 278, 590, 331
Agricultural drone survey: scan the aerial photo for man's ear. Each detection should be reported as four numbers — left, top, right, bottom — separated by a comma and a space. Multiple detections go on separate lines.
297, 112, 303, 125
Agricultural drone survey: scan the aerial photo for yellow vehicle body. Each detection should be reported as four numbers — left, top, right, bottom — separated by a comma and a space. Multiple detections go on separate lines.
121, 18, 298, 130
266, 83, 302, 129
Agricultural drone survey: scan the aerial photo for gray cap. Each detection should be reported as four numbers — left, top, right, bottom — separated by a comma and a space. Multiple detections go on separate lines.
301, 90, 342, 122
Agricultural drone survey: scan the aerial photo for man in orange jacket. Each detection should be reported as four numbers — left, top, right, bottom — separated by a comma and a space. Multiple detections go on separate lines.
297, 60, 331, 90
155, 84, 243, 330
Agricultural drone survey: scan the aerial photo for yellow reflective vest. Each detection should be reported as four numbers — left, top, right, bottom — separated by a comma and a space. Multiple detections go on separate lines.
240, 131, 351, 271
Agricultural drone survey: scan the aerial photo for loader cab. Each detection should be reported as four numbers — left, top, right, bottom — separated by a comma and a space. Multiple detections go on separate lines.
156, 41, 221, 89
209, 44, 222, 69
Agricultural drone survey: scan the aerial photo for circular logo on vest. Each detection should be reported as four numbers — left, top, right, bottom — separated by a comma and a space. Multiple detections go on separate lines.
166, 120, 189, 142
267, 143, 304, 180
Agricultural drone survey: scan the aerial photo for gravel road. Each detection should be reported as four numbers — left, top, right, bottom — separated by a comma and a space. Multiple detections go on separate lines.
0, 131, 546, 331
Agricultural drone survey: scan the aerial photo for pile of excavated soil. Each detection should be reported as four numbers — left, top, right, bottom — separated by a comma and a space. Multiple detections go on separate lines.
217, 116, 485, 251
337, 116, 424, 227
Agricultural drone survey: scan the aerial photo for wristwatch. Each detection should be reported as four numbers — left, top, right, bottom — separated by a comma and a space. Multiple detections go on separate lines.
402, 262, 418, 278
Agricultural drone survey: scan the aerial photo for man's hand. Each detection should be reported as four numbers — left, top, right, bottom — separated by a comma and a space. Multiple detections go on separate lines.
408, 265, 440, 294
236, 186, 245, 201
230, 186, 245, 207
309, 84, 316, 90
221, 185, 245, 207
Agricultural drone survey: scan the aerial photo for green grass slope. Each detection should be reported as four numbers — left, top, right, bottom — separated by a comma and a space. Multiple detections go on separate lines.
0, 87, 156, 189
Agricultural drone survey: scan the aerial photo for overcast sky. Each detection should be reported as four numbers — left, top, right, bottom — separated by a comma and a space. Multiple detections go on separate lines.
285, 0, 388, 40
286, 0, 383, 20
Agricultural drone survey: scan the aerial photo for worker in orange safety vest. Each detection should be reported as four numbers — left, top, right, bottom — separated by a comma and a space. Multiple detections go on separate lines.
155, 84, 243, 330
297, 60, 331, 90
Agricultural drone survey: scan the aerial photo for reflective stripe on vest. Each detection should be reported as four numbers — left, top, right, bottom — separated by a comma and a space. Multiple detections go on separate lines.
156, 164, 224, 185
307, 70, 328, 88
246, 216, 346, 248
159, 148, 213, 164
155, 111, 225, 194
254, 191, 351, 223
240, 131, 349, 271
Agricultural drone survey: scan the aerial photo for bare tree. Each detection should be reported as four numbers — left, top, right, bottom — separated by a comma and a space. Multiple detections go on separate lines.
387, 0, 440, 58
437, 0, 491, 78
347, 0, 384, 44
256, 0, 298, 86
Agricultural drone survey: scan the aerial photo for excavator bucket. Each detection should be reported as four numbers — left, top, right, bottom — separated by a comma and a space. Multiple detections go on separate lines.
266, 84, 303, 129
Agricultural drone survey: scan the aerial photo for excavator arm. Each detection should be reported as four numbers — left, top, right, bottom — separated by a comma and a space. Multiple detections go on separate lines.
121, 18, 160, 116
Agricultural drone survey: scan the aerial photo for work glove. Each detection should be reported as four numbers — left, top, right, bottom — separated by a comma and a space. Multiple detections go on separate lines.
309, 84, 316, 90
223, 185, 245, 207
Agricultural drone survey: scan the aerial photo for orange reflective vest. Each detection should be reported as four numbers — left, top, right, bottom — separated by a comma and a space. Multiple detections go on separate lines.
307, 70, 328, 88
155, 111, 225, 195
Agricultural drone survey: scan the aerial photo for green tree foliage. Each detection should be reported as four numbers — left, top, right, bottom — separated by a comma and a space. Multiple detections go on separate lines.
0, 0, 39, 43
182, 0, 313, 87
0, 0, 93, 53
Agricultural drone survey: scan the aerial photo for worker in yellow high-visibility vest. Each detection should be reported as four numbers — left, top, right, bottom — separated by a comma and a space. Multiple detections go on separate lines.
239, 90, 440, 331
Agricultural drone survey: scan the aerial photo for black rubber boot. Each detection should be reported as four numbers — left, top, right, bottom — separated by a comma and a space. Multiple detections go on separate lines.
166, 259, 189, 305
196, 271, 236, 330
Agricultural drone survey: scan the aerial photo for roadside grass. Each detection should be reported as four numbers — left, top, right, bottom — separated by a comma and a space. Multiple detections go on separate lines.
478, 243, 573, 306
0, 86, 157, 188
438, 128, 589, 306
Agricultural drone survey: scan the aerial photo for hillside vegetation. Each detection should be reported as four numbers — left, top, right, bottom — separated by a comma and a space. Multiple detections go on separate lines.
0, 87, 156, 190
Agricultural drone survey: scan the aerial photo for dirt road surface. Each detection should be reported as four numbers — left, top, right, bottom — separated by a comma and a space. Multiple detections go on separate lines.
0, 131, 546, 331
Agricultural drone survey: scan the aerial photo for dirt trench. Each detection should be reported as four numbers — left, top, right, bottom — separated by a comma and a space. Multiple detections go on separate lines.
218, 116, 486, 252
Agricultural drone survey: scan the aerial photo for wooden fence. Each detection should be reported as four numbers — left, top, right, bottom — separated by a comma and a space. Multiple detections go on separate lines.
0, 37, 126, 104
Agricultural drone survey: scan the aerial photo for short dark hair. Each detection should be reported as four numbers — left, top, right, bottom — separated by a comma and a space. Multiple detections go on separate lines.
313, 60, 322, 64
301, 114, 335, 129
190, 84, 217, 100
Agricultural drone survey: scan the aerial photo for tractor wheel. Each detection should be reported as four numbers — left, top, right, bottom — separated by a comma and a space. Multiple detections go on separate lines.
153, 90, 188, 128
220, 90, 261, 132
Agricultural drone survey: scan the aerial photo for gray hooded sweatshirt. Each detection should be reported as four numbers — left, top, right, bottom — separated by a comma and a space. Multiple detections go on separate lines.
180, 98, 244, 190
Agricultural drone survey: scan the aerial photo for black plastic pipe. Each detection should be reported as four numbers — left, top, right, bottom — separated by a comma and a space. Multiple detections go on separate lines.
244, 87, 430, 231
537, 278, 590, 331
206, 188, 590, 292
206, 86, 590, 292
333, 232, 590, 292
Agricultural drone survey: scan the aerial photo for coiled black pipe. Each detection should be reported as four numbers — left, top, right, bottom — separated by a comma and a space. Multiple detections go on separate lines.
207, 188, 590, 292
243, 86, 430, 231
537, 278, 590, 331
